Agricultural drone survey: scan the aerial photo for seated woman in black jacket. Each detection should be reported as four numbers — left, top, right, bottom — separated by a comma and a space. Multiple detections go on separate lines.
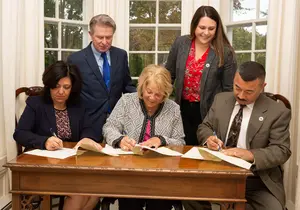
14, 61, 101, 210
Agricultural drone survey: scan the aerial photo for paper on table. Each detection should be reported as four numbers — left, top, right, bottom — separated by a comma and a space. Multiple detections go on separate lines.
181, 147, 205, 160
104, 144, 134, 155
199, 147, 252, 170
132, 144, 182, 156
24, 148, 76, 159
182, 147, 221, 161
74, 143, 119, 156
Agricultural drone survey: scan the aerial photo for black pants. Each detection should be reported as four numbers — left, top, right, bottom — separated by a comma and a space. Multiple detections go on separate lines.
118, 198, 172, 210
180, 100, 202, 146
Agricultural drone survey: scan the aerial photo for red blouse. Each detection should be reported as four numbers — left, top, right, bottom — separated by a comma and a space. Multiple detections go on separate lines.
182, 40, 210, 102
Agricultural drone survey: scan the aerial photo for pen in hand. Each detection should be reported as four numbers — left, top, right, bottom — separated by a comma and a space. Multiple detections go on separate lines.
50, 128, 63, 149
213, 131, 222, 152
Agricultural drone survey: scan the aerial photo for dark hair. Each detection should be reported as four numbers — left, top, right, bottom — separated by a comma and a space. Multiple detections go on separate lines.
238, 61, 266, 82
190, 6, 234, 67
42, 60, 82, 105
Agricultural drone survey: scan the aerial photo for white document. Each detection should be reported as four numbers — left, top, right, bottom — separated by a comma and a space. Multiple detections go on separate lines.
74, 143, 119, 156
133, 144, 183, 156
104, 144, 134, 155
24, 148, 76, 159
199, 147, 252, 170
181, 147, 205, 160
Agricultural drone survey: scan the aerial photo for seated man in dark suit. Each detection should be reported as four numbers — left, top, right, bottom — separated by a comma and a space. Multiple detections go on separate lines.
68, 14, 136, 141
190, 61, 291, 210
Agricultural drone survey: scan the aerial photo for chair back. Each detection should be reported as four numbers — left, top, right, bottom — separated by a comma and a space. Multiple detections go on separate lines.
15, 86, 44, 155
263, 92, 291, 110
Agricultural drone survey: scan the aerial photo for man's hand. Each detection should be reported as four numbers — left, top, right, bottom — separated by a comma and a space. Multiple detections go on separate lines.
222, 148, 254, 162
206, 135, 223, 151
45, 136, 63, 151
120, 136, 136, 151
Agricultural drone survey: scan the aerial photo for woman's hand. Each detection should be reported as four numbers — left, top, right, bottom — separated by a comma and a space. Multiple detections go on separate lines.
120, 136, 136, 151
75, 138, 102, 152
45, 136, 63, 151
140, 137, 161, 149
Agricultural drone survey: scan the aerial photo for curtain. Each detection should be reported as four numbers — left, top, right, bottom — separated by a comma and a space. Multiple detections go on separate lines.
265, 1, 300, 209
94, 0, 129, 49
0, 0, 44, 207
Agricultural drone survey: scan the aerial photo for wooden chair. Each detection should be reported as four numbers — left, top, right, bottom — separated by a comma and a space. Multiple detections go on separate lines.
16, 86, 64, 210
263, 92, 291, 110
16, 86, 44, 155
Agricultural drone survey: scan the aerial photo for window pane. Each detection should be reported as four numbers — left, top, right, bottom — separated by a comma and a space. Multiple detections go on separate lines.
158, 28, 180, 51
232, 26, 252, 51
159, 1, 181, 23
255, 52, 266, 68
129, 1, 156, 23
129, 54, 155, 77
158, 53, 169, 66
236, 53, 251, 67
130, 28, 155, 51
232, 0, 256, 21
59, 0, 83, 20
62, 24, 85, 49
62, 51, 73, 61
255, 25, 267, 50
45, 51, 58, 68
44, 0, 55, 18
44, 23, 58, 48
260, 0, 269, 18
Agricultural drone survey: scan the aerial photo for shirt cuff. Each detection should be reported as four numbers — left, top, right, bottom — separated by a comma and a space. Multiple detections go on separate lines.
153, 135, 166, 146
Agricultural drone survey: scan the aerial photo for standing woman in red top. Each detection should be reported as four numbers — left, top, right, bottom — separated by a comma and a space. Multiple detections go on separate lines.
166, 5, 236, 146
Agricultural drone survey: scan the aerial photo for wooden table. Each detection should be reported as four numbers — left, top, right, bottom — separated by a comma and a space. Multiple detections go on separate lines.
4, 143, 252, 210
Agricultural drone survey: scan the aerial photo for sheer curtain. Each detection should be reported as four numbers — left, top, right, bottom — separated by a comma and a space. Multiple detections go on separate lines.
265, 1, 300, 209
0, 0, 44, 207
94, 0, 129, 49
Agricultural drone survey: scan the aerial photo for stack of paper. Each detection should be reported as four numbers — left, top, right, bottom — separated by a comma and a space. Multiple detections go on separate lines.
182, 147, 252, 170
24, 148, 76, 159
132, 144, 183, 156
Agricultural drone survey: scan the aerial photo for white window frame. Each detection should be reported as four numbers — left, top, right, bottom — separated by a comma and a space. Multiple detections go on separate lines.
44, 0, 93, 60
128, 0, 182, 80
223, 0, 268, 62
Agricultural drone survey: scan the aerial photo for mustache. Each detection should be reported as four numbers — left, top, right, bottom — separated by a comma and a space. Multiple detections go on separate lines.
237, 97, 247, 102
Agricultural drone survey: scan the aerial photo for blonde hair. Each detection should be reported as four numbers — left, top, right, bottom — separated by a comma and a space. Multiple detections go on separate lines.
137, 64, 173, 101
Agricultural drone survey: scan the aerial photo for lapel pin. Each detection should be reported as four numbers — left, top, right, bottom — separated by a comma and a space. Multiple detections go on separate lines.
259, 117, 264, 121
205, 63, 210, 68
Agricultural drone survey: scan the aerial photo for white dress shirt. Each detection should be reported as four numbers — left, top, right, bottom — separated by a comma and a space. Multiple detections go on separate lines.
225, 102, 255, 149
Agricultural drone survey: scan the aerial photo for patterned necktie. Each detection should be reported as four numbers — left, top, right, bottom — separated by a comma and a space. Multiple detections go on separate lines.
101, 52, 110, 90
226, 105, 246, 148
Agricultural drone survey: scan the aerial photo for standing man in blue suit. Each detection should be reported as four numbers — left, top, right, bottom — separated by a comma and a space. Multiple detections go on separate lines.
68, 14, 136, 141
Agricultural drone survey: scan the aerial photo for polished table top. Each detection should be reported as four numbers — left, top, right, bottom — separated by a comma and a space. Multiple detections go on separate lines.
5, 143, 252, 177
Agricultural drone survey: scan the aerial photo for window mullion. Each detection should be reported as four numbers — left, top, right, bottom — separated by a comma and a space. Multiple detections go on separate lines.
155, 0, 159, 64
251, 22, 256, 61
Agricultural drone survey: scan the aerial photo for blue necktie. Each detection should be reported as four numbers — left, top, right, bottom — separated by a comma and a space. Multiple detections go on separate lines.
101, 52, 110, 90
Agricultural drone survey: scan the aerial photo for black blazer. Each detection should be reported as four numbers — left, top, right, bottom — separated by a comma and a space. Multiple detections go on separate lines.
165, 35, 237, 121
68, 43, 136, 139
13, 96, 98, 150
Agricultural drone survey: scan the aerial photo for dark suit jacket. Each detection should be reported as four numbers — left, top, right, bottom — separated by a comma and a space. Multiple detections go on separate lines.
13, 96, 97, 150
68, 43, 136, 139
165, 35, 237, 120
197, 92, 291, 207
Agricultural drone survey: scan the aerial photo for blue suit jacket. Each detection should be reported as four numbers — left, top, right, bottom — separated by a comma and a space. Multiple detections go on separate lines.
13, 96, 98, 150
68, 43, 136, 139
